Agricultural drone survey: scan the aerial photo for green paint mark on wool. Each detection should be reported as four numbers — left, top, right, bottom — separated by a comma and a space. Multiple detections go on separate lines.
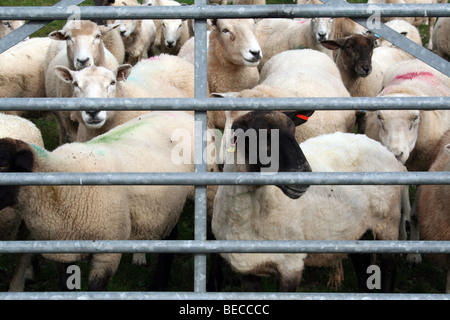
30, 144, 48, 158
86, 120, 147, 145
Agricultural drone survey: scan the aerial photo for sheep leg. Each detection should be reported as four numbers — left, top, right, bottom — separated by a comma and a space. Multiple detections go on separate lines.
380, 253, 397, 293
207, 253, 224, 292
8, 253, 34, 292
349, 253, 372, 292
148, 224, 179, 291
88, 253, 122, 291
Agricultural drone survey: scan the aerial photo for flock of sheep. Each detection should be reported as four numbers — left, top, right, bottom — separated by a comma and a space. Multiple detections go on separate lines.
0, 0, 449, 294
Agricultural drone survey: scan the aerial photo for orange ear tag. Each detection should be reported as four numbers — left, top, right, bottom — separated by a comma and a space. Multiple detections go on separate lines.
296, 114, 309, 121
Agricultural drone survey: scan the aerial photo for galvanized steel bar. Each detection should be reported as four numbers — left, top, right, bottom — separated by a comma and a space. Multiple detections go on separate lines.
0, 172, 448, 186
0, 0, 85, 54
0, 97, 449, 111
0, 291, 448, 300
193, 0, 208, 294
0, 4, 448, 20
1, 240, 449, 254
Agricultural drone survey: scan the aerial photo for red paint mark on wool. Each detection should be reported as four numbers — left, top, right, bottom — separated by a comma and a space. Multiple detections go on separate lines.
394, 71, 434, 81
296, 114, 309, 121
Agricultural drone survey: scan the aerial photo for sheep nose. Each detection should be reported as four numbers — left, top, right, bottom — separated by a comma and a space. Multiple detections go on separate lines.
86, 111, 99, 117
77, 57, 90, 65
166, 40, 175, 48
394, 151, 404, 161
318, 32, 327, 40
120, 30, 126, 36
249, 49, 261, 60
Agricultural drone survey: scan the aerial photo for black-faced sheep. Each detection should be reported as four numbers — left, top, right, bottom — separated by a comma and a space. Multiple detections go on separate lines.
212, 111, 408, 292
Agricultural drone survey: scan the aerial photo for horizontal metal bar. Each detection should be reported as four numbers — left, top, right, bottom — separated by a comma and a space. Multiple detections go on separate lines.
0, 291, 448, 301
0, 4, 448, 20
1, 240, 449, 254
0, 97, 449, 111
0, 172, 448, 186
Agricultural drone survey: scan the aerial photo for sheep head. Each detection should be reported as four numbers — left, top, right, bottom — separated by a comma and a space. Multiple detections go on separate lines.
210, 19, 262, 67
368, 109, 420, 164
48, 20, 119, 71
321, 33, 378, 78
311, 17, 335, 42
54, 64, 132, 129
224, 111, 314, 199
0, 138, 34, 210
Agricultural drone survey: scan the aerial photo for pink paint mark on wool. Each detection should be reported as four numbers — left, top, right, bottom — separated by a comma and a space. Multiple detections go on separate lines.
148, 56, 162, 61
296, 18, 310, 24
394, 71, 435, 81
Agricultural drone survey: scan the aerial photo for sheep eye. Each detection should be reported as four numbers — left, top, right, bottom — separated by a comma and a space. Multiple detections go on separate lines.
3, 22, 11, 28
110, 80, 116, 86
73, 81, 79, 88
221, 28, 230, 34
95, 33, 101, 40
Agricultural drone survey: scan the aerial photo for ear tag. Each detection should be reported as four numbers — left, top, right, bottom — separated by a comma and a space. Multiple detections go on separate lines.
296, 114, 309, 121
227, 135, 238, 153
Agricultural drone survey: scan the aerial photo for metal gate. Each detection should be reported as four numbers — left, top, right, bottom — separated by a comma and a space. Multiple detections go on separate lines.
0, 0, 449, 300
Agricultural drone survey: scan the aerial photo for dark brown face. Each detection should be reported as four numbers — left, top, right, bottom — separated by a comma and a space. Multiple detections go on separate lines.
230, 111, 313, 199
321, 33, 377, 77
0, 138, 34, 210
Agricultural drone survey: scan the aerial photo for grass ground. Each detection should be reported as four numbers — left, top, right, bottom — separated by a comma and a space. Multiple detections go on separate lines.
0, 0, 447, 294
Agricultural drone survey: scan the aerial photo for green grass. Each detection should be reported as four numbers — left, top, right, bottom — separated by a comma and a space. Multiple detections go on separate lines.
0, 0, 447, 294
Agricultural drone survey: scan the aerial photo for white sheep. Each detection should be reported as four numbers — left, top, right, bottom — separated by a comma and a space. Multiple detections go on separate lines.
232, 0, 266, 4
45, 20, 120, 144
151, 0, 191, 55
364, 59, 450, 172
115, 0, 157, 64
432, 17, 450, 61
371, 46, 414, 77
212, 111, 408, 291
0, 113, 44, 292
415, 129, 450, 293
207, 18, 261, 95
212, 49, 355, 144
0, 37, 53, 101
379, 19, 423, 47
54, 54, 194, 142
255, 17, 336, 70
0, 111, 196, 291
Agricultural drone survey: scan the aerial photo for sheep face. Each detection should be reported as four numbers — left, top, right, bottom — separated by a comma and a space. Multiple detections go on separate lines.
311, 18, 335, 42
0, 20, 25, 38
161, 19, 185, 49
117, 19, 141, 38
0, 138, 34, 211
373, 109, 420, 164
321, 33, 377, 78
48, 20, 118, 71
211, 19, 262, 67
54, 64, 132, 129
225, 111, 313, 199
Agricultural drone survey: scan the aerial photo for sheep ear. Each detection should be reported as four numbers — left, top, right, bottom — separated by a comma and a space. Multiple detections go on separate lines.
48, 30, 66, 41
209, 19, 218, 29
14, 148, 34, 172
100, 22, 120, 35
54, 66, 75, 83
116, 64, 133, 82
320, 38, 346, 50
283, 111, 315, 126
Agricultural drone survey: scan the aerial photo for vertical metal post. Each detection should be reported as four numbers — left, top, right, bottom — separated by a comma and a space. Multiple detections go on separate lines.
193, 0, 208, 293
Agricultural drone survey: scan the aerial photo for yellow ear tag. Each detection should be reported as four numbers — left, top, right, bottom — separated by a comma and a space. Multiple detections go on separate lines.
227, 135, 238, 153
227, 144, 236, 153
